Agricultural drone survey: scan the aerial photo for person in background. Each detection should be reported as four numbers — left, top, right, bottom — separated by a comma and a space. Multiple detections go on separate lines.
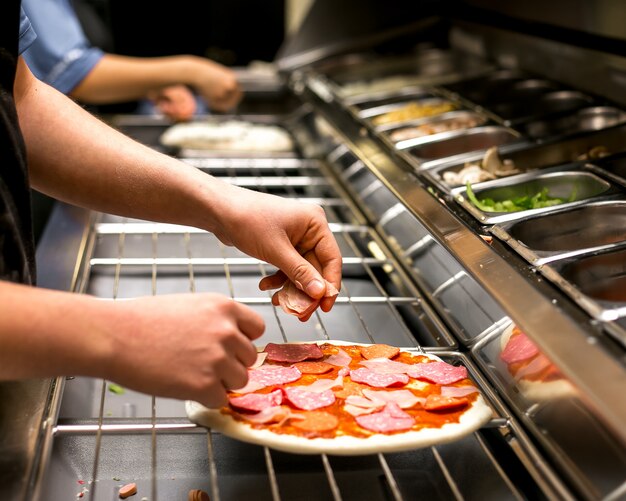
21, 0, 242, 121
0, 3, 341, 408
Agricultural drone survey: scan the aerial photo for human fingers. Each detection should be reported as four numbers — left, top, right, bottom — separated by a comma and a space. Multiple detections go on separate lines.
233, 301, 265, 340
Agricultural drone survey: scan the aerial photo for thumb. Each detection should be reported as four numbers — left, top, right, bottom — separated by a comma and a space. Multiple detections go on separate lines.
274, 248, 326, 299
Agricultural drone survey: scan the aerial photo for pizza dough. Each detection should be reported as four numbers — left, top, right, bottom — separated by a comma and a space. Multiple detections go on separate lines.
187, 341, 493, 455
160, 120, 293, 152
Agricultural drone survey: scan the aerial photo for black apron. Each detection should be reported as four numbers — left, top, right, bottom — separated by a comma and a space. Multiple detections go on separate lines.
0, 0, 36, 284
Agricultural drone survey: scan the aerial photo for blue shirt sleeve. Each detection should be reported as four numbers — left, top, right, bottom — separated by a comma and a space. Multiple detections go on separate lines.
18, 8, 37, 55
21, 0, 104, 94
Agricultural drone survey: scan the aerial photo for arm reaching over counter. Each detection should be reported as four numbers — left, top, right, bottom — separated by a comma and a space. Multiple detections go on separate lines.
0, 54, 340, 408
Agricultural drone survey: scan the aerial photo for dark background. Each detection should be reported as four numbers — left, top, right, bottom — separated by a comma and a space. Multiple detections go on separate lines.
74, 0, 286, 65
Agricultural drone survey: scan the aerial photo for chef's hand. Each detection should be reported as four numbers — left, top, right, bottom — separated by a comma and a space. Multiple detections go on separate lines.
212, 187, 342, 314
186, 57, 242, 112
106, 293, 264, 408
149, 84, 197, 122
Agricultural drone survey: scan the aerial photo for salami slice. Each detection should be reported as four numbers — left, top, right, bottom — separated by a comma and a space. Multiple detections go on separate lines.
248, 365, 302, 388
407, 361, 468, 385
355, 403, 415, 433
350, 368, 409, 388
325, 348, 352, 367
291, 411, 339, 432
293, 361, 334, 374
358, 344, 400, 360
264, 343, 323, 363
500, 332, 539, 364
229, 390, 283, 413
424, 394, 469, 412
283, 387, 336, 410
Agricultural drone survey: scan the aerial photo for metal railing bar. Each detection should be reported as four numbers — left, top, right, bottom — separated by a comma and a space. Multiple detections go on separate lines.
89, 379, 107, 500
473, 431, 524, 501
183, 157, 320, 169
604, 481, 626, 501
431, 446, 464, 501
220, 177, 330, 188
90, 256, 387, 267
321, 454, 343, 501
206, 430, 221, 501
377, 453, 404, 501
95, 222, 368, 235
264, 447, 282, 501
53, 423, 201, 435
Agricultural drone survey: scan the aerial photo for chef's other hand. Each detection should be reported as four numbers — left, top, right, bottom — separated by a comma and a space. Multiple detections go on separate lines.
105, 293, 264, 408
186, 57, 242, 113
211, 186, 342, 313
149, 84, 197, 122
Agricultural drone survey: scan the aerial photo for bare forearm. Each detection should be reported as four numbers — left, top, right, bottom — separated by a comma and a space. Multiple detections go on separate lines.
0, 282, 114, 380
15, 58, 230, 232
70, 54, 198, 104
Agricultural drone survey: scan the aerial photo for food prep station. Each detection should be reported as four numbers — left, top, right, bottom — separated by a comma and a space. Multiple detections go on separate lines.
4, 1, 626, 500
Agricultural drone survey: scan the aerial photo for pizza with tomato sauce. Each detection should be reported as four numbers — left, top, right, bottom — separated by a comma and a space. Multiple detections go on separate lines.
186, 341, 493, 455
500, 325, 575, 401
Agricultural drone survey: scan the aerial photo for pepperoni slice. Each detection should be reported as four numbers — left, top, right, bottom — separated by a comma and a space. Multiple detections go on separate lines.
283, 387, 335, 410
293, 361, 334, 374
333, 381, 364, 399
248, 365, 302, 388
350, 368, 409, 388
358, 344, 400, 360
424, 394, 469, 412
407, 361, 468, 385
291, 411, 339, 432
355, 403, 414, 433
229, 389, 283, 413
264, 343, 324, 363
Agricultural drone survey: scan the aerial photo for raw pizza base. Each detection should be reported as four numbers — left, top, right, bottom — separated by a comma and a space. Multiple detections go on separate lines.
186, 340, 493, 455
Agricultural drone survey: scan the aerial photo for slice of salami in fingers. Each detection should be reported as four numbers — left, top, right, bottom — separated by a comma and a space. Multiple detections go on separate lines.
291, 411, 339, 432
358, 344, 400, 360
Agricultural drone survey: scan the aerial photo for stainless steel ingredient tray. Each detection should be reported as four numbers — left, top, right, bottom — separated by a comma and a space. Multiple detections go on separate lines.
443, 69, 532, 104
490, 199, 626, 265
426, 122, 626, 193
491, 90, 596, 125
451, 166, 618, 225
358, 97, 456, 122
378, 110, 488, 140
399, 125, 523, 170
521, 106, 626, 141
587, 151, 626, 189
539, 247, 626, 341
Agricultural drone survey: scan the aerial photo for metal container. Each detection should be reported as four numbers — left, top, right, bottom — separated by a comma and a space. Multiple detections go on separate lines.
379, 109, 487, 142
540, 247, 626, 344
400, 125, 522, 169
452, 167, 616, 224
490, 199, 626, 265
427, 123, 626, 193
522, 106, 626, 140
588, 150, 626, 188
481, 78, 561, 105
492, 90, 595, 124
443, 69, 531, 104
358, 96, 456, 123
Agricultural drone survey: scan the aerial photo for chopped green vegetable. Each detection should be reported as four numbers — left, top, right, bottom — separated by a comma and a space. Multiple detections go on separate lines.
465, 182, 575, 213
108, 383, 126, 395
